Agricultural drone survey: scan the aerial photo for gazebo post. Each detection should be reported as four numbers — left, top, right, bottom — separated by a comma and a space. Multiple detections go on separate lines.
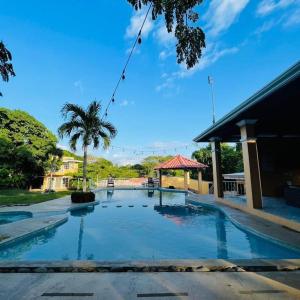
198, 169, 202, 194
154, 155, 207, 192
184, 170, 190, 190
159, 170, 162, 188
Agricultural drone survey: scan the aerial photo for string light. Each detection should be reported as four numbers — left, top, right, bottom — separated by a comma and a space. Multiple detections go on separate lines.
105, 143, 199, 155
101, 4, 152, 120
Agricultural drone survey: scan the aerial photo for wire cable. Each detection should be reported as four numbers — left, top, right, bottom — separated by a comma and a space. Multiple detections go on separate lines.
102, 4, 152, 119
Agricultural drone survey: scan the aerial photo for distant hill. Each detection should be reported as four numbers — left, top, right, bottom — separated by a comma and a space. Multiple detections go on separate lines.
62, 150, 82, 160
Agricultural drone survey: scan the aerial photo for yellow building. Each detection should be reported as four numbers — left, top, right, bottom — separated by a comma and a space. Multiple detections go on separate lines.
42, 156, 82, 191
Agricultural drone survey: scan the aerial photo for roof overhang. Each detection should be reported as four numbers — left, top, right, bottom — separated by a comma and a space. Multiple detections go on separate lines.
194, 61, 300, 143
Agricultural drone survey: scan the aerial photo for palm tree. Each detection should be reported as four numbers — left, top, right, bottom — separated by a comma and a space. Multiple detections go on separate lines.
58, 101, 117, 192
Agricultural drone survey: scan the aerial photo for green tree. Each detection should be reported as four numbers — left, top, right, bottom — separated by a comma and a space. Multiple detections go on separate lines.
141, 155, 173, 177
0, 108, 57, 188
58, 101, 117, 192
127, 0, 205, 69
192, 144, 243, 181
0, 41, 15, 97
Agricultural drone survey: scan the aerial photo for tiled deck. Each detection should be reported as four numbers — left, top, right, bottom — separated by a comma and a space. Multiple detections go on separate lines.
225, 195, 300, 224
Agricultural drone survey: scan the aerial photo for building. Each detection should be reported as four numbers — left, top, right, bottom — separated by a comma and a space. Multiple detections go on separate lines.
42, 156, 82, 191
193, 61, 300, 227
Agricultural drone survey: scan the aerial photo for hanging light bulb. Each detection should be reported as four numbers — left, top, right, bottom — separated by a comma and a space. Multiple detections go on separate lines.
112, 97, 115, 103
138, 30, 142, 44
122, 72, 126, 80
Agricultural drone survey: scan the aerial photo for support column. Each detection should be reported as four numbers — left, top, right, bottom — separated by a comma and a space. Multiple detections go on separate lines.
159, 170, 162, 188
237, 120, 262, 209
210, 138, 223, 199
184, 170, 190, 190
198, 170, 203, 194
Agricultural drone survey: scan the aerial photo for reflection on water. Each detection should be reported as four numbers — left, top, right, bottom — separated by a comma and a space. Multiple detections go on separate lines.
0, 227, 57, 260
148, 190, 154, 198
107, 189, 114, 201
215, 211, 228, 259
0, 189, 299, 261
70, 206, 95, 217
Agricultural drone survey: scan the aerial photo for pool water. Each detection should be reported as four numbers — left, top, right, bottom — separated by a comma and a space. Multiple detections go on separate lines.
0, 212, 32, 225
0, 189, 299, 260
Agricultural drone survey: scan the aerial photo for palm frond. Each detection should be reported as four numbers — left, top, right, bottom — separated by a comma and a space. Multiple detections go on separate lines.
58, 100, 117, 152
61, 103, 86, 121
57, 121, 83, 139
101, 121, 117, 138
87, 101, 101, 118
69, 132, 81, 151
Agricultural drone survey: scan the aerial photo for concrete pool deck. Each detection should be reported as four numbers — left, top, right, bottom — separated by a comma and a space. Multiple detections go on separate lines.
0, 195, 99, 215
0, 270, 299, 299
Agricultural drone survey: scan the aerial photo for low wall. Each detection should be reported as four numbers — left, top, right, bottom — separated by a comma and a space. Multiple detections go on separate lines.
162, 176, 209, 194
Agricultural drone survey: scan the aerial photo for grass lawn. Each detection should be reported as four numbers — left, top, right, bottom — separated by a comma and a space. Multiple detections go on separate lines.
0, 189, 72, 206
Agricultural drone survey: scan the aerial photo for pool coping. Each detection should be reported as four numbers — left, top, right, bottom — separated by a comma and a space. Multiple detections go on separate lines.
186, 193, 300, 252
0, 259, 299, 273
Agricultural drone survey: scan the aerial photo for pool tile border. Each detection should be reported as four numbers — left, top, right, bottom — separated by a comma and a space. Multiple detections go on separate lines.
0, 259, 299, 273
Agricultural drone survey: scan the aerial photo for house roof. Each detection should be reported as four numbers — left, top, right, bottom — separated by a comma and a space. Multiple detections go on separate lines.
194, 61, 300, 143
154, 155, 207, 170
223, 172, 245, 180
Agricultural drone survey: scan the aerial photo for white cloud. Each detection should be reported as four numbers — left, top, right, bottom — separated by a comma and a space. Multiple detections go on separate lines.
257, 0, 296, 16
125, 10, 153, 39
57, 143, 69, 151
175, 44, 239, 78
204, 0, 249, 36
74, 80, 84, 94
254, 19, 280, 35
155, 76, 174, 92
150, 141, 189, 150
284, 7, 300, 26
119, 99, 135, 107
154, 24, 176, 47
155, 42, 239, 94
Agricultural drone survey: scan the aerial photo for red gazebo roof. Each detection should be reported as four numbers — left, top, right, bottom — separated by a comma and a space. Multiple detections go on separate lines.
154, 155, 207, 170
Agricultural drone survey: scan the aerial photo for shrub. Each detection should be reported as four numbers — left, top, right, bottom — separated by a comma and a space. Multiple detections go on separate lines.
71, 191, 95, 203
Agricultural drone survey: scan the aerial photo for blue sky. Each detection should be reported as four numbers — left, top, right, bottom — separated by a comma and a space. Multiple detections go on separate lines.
1, 0, 299, 164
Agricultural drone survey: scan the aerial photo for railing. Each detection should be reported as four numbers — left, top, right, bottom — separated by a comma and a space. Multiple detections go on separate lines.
223, 180, 245, 195
208, 181, 245, 195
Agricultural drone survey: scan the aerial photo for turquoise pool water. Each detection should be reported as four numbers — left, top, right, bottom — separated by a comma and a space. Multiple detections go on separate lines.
0, 212, 32, 225
0, 189, 299, 260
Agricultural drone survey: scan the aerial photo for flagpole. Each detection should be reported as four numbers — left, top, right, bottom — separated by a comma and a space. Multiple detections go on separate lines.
208, 76, 216, 124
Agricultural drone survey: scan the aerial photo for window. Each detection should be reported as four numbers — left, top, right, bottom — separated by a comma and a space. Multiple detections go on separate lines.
63, 178, 69, 187
64, 163, 69, 170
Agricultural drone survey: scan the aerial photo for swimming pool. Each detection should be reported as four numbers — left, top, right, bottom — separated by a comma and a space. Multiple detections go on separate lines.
0, 211, 32, 225
0, 189, 299, 260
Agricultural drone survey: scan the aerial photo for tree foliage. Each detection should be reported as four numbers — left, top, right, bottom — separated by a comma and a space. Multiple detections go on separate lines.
0, 108, 58, 188
58, 101, 117, 192
127, 0, 205, 68
0, 41, 15, 96
192, 144, 243, 181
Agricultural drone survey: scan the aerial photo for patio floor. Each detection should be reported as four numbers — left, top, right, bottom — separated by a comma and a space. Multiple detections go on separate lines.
0, 271, 299, 300
224, 195, 300, 224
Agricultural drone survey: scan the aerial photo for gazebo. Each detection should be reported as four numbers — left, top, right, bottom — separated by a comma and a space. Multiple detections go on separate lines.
154, 155, 207, 192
